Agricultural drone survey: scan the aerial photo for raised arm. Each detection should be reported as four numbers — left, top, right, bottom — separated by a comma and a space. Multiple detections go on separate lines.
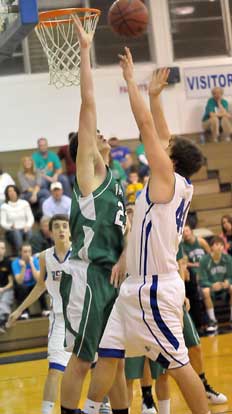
149, 68, 171, 150
119, 48, 174, 203
7, 252, 47, 327
72, 15, 105, 196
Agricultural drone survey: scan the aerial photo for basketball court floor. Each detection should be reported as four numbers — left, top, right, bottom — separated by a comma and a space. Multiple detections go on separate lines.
1, 333, 231, 414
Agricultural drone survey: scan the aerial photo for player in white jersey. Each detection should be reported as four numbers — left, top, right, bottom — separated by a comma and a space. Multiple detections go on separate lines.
7, 214, 71, 414
83, 51, 210, 414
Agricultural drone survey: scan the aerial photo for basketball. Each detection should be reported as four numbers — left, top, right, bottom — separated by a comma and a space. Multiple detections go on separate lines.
108, 0, 149, 37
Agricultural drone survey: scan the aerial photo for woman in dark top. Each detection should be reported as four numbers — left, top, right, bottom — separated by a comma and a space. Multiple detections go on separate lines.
18, 156, 50, 209
220, 214, 232, 256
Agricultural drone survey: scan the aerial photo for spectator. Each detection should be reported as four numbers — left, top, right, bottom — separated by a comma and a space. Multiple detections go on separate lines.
220, 214, 232, 256
125, 169, 143, 203
42, 182, 71, 218
109, 153, 127, 189
30, 216, 53, 255
32, 137, 72, 197
109, 136, 133, 173
11, 243, 48, 318
0, 166, 15, 206
135, 136, 150, 178
57, 132, 77, 187
18, 156, 50, 210
202, 87, 232, 142
199, 236, 232, 332
0, 185, 34, 254
182, 223, 210, 328
0, 240, 14, 333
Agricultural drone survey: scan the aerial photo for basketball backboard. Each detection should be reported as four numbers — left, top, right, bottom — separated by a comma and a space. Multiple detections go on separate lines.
0, 0, 38, 62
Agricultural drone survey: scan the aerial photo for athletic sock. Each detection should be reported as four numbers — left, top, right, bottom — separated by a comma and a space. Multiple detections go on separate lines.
83, 399, 101, 414
42, 401, 55, 414
207, 308, 216, 322
199, 372, 207, 385
141, 385, 154, 408
112, 410, 128, 414
158, 399, 170, 414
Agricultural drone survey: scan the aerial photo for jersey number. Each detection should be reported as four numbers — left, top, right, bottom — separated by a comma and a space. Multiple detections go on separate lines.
176, 199, 190, 234
115, 201, 125, 230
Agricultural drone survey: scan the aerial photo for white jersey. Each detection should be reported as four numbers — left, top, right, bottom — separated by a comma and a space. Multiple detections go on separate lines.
45, 246, 71, 314
127, 173, 193, 277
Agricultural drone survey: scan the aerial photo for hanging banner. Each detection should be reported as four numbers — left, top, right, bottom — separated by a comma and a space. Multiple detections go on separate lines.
184, 65, 232, 99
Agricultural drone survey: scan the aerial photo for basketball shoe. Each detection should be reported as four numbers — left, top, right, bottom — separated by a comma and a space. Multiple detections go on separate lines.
141, 401, 158, 414
204, 381, 227, 404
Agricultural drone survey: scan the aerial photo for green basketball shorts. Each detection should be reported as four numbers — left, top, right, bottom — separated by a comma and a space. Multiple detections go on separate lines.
125, 356, 165, 380
183, 307, 200, 348
60, 259, 118, 362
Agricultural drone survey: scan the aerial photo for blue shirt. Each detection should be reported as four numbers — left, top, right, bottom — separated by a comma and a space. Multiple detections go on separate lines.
42, 195, 71, 217
11, 256, 40, 287
111, 146, 131, 163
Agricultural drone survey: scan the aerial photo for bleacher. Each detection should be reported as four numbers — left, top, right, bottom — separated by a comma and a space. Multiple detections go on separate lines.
0, 135, 232, 351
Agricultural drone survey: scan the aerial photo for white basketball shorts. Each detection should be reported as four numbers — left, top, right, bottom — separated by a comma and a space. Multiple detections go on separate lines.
98, 273, 189, 369
47, 312, 71, 371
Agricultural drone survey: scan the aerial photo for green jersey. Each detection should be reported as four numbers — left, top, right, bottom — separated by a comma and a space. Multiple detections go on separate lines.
182, 237, 206, 276
199, 253, 232, 288
70, 167, 126, 270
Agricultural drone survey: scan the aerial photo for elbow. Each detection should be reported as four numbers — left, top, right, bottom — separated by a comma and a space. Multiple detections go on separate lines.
137, 115, 153, 134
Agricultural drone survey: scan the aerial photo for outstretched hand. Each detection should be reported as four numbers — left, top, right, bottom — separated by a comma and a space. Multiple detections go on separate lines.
6, 309, 21, 328
149, 68, 170, 97
72, 14, 93, 49
118, 47, 134, 82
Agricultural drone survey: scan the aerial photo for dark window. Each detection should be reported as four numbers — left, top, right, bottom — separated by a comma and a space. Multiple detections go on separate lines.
168, 0, 227, 59
0, 44, 24, 75
89, 0, 151, 65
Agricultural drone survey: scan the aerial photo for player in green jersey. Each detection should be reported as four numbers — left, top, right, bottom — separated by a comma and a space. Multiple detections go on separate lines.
60, 16, 127, 414
199, 236, 232, 332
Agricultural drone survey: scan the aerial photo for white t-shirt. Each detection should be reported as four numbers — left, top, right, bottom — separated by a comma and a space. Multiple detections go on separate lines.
0, 173, 15, 203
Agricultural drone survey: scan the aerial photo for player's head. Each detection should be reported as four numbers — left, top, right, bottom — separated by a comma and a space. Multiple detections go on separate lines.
169, 137, 205, 179
37, 137, 48, 154
210, 236, 224, 254
221, 214, 232, 235
0, 239, 6, 258
183, 223, 194, 242
69, 130, 110, 163
20, 243, 32, 261
49, 214, 70, 243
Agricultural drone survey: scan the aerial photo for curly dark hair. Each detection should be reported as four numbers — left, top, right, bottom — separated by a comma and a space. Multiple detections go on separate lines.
170, 137, 205, 179
69, 132, 78, 163
4, 185, 20, 202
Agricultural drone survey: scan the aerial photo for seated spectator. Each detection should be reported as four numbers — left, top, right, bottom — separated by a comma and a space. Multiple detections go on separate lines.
135, 136, 150, 178
11, 243, 48, 318
202, 87, 232, 142
57, 132, 76, 187
220, 214, 232, 256
109, 137, 133, 173
181, 223, 210, 328
32, 137, 72, 197
18, 156, 50, 210
30, 216, 53, 255
0, 240, 14, 333
126, 169, 143, 203
0, 185, 34, 255
199, 236, 232, 332
42, 182, 71, 218
0, 166, 15, 206
109, 153, 127, 189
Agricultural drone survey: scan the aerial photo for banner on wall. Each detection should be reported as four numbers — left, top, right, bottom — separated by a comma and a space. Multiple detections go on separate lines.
184, 65, 232, 99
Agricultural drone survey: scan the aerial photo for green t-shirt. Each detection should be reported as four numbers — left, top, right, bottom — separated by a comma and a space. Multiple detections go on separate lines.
32, 151, 61, 177
202, 98, 229, 122
70, 167, 126, 270
176, 243, 184, 261
182, 237, 206, 276
111, 160, 127, 184
199, 253, 232, 287
135, 143, 145, 158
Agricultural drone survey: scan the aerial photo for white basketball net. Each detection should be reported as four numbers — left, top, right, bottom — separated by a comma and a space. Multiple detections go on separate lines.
35, 11, 100, 88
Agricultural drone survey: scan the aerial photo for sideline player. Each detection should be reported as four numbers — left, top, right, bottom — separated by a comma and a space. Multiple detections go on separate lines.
7, 214, 71, 414
84, 48, 210, 414
59, 16, 127, 414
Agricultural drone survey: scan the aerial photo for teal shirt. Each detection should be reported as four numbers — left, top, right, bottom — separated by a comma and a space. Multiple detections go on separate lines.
111, 160, 127, 184
202, 98, 229, 122
32, 151, 61, 177
135, 143, 145, 158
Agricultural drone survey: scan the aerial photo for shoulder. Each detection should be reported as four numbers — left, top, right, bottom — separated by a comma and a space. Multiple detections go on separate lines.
49, 151, 59, 160
63, 195, 71, 203
200, 254, 209, 264
18, 199, 30, 207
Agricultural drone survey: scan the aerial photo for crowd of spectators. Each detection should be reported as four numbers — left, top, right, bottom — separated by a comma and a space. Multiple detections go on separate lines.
0, 130, 231, 335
